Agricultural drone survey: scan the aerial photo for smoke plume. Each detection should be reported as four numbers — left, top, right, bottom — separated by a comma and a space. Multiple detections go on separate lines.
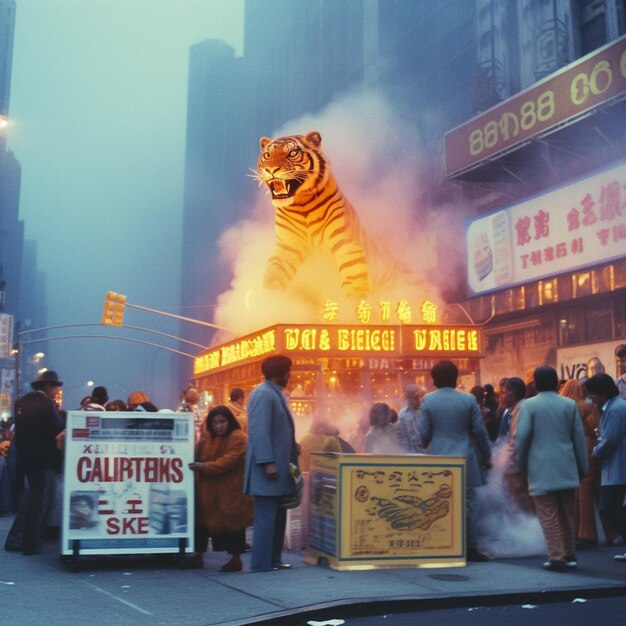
212, 89, 463, 337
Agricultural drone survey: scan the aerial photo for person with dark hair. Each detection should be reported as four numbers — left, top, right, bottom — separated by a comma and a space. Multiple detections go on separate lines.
79, 396, 92, 409
470, 385, 493, 440
584, 373, 626, 560
482, 383, 499, 441
515, 366, 588, 571
227, 387, 247, 432
500, 376, 533, 512
430, 359, 459, 388
420, 360, 492, 562
498, 377, 526, 440
184, 406, 253, 571
615, 344, 626, 401
82, 386, 108, 411
560, 379, 615, 548
244, 355, 299, 571
364, 402, 400, 454
4, 370, 65, 555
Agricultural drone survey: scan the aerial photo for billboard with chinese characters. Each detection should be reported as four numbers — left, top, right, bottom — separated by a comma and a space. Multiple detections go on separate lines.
61, 411, 194, 556
445, 35, 626, 176
466, 160, 626, 294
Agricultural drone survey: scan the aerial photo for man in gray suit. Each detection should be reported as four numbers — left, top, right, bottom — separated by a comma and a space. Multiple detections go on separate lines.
516, 365, 587, 571
584, 373, 626, 561
420, 360, 492, 562
244, 355, 299, 572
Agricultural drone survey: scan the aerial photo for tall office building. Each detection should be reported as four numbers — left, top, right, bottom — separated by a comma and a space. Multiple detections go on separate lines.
0, 0, 15, 116
0, 0, 21, 317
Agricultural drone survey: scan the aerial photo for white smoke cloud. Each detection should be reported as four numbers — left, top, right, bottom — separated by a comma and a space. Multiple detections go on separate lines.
212, 88, 463, 337
475, 442, 546, 558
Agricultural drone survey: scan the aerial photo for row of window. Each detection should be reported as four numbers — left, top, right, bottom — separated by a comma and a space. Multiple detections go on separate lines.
465, 259, 626, 347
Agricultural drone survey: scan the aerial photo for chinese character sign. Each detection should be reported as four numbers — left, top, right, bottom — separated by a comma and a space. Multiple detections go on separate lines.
466, 160, 626, 294
62, 411, 195, 556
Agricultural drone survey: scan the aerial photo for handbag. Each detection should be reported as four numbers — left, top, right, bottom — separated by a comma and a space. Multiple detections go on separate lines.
279, 462, 303, 510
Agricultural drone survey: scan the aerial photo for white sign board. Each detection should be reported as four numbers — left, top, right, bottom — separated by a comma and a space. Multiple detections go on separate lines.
466, 160, 626, 294
62, 411, 194, 556
557, 341, 621, 382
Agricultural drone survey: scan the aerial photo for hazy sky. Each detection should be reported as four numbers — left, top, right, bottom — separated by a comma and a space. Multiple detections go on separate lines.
8, 0, 244, 408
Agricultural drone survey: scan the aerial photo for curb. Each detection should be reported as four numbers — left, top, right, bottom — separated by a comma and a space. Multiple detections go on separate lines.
227, 584, 626, 625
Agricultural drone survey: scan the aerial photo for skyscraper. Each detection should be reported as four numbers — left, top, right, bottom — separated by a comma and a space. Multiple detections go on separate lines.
0, 0, 15, 116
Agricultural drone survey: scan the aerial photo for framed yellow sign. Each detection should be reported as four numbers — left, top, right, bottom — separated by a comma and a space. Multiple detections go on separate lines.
305, 453, 466, 570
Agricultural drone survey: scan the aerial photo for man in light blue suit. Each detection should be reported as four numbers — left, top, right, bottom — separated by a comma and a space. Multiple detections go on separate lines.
516, 366, 587, 571
244, 355, 299, 572
584, 373, 626, 561
420, 360, 492, 562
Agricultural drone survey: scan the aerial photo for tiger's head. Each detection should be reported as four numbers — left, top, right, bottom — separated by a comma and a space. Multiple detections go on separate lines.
257, 131, 328, 207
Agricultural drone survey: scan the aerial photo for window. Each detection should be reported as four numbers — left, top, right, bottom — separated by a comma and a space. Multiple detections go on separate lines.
578, 0, 608, 54
573, 271, 592, 298
585, 307, 613, 342
559, 309, 585, 345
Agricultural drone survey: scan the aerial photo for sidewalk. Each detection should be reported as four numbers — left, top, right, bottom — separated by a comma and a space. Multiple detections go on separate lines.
1, 512, 625, 626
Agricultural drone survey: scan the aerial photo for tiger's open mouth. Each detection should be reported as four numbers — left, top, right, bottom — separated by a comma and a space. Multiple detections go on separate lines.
267, 178, 303, 199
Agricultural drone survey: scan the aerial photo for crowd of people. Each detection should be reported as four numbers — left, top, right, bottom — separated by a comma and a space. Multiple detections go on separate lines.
2, 353, 626, 575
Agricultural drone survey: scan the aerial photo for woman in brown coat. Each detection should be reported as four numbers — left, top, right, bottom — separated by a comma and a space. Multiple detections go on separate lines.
185, 406, 253, 571
559, 379, 617, 547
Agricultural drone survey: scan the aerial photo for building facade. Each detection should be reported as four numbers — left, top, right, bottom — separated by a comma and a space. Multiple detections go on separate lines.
445, 1, 626, 385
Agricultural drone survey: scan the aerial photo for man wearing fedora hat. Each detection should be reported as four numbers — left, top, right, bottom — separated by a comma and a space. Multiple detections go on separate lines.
4, 370, 64, 555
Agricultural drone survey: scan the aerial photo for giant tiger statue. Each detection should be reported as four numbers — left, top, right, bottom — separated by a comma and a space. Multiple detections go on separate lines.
257, 130, 426, 299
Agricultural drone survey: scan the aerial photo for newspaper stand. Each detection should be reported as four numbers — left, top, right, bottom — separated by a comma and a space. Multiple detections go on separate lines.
61, 411, 195, 571
304, 452, 466, 570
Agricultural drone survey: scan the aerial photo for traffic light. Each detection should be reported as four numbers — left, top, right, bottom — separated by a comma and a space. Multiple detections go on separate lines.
101, 291, 127, 326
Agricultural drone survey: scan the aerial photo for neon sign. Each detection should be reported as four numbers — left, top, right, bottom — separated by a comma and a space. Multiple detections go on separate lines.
321, 299, 439, 324
193, 329, 276, 374
193, 324, 482, 375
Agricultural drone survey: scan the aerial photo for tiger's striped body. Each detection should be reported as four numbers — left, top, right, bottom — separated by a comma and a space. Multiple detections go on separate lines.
258, 131, 410, 298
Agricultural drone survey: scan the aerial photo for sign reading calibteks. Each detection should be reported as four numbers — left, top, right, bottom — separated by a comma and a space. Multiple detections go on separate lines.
62, 411, 195, 556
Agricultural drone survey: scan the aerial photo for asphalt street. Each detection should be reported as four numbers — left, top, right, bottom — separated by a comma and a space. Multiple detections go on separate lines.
2, 512, 626, 626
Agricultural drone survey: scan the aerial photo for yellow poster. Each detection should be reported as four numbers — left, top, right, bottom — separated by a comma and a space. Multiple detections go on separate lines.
307, 453, 466, 570
344, 463, 461, 557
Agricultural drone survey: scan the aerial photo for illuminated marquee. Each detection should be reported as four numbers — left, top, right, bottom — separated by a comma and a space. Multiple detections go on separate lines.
193, 328, 276, 375
284, 326, 397, 352
193, 324, 482, 375
410, 327, 479, 352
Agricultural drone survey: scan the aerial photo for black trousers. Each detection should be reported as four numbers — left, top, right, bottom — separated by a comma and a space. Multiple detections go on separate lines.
5, 468, 57, 554
599, 483, 626, 540
194, 523, 246, 555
